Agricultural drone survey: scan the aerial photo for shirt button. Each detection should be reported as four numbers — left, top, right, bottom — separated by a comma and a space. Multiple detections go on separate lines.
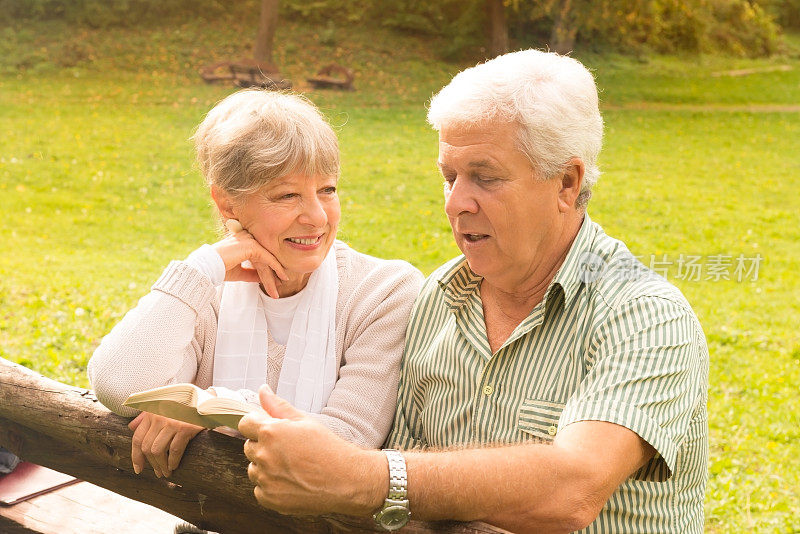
548, 425, 557, 436
482, 385, 494, 396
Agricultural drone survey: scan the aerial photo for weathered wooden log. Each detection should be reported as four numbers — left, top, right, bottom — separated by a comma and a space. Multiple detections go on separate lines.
0, 358, 504, 533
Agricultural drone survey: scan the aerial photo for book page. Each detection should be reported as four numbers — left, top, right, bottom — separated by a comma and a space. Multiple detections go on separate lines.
123, 384, 254, 429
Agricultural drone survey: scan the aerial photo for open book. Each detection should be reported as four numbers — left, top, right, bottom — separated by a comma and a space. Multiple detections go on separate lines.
123, 384, 254, 429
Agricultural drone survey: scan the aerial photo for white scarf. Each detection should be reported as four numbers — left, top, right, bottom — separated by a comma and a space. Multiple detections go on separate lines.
212, 247, 338, 413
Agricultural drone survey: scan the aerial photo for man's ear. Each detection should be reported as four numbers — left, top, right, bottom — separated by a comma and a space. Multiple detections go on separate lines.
558, 158, 584, 212
210, 185, 237, 220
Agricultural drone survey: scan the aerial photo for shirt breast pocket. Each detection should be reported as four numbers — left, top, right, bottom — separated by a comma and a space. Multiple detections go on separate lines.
517, 399, 565, 443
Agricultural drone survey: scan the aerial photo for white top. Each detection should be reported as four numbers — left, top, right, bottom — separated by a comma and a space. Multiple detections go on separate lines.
261, 291, 301, 345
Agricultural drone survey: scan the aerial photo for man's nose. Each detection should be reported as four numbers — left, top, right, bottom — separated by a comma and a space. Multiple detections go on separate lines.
444, 177, 479, 218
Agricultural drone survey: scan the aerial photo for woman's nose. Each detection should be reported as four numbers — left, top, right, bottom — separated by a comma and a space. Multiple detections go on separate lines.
444, 178, 478, 218
299, 196, 328, 227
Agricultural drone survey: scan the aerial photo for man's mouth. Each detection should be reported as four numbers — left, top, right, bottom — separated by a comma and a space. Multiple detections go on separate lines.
464, 233, 489, 242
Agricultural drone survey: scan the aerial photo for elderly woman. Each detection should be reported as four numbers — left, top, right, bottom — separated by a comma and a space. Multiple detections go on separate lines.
88, 89, 423, 478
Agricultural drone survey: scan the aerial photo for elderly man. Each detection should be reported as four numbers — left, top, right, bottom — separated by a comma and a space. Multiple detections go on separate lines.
239, 49, 709, 533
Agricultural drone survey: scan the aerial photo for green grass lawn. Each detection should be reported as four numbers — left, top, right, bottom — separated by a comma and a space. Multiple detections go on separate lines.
1, 17, 799, 532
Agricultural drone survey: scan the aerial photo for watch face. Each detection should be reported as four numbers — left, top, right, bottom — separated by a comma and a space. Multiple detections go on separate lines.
378, 505, 411, 531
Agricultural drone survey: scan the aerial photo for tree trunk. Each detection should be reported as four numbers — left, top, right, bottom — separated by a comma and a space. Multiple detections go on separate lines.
253, 0, 279, 67
0, 358, 505, 534
487, 0, 509, 58
550, 0, 578, 54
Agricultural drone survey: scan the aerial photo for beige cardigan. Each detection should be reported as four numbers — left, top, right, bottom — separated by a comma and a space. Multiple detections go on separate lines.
88, 241, 423, 448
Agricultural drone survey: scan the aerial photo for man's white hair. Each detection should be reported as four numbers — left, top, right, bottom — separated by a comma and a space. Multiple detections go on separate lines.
427, 49, 603, 208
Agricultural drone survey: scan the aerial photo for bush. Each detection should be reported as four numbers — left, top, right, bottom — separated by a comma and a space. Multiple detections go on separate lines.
708, 0, 781, 55
511, 0, 781, 57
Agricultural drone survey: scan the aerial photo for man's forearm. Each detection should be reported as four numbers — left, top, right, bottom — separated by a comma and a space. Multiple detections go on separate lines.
240, 391, 653, 531
401, 444, 595, 533
388, 421, 654, 533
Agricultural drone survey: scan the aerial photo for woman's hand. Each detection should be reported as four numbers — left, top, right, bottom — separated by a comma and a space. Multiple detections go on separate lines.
212, 221, 289, 299
128, 412, 204, 478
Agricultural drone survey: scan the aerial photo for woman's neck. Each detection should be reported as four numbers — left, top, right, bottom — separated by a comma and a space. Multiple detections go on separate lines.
264, 272, 312, 298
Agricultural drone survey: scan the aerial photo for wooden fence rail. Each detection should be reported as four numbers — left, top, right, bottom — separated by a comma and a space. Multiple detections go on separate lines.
0, 358, 503, 534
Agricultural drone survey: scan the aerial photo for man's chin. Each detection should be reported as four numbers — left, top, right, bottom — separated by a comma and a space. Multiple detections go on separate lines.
462, 255, 492, 279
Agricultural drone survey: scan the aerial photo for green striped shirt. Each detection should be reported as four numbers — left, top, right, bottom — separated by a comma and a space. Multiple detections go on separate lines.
387, 215, 709, 532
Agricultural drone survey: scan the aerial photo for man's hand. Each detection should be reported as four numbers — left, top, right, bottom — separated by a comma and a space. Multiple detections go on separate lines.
129, 412, 203, 478
239, 385, 386, 516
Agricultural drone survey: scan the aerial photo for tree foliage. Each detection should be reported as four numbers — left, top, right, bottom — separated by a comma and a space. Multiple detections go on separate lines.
509, 0, 782, 57
0, 0, 792, 57
0, 0, 232, 27
280, 0, 790, 57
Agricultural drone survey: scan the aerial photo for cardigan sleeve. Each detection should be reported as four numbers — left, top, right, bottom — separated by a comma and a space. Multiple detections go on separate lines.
87, 261, 219, 417
306, 254, 424, 448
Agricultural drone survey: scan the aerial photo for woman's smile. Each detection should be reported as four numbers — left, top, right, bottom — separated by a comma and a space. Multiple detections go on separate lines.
285, 234, 325, 249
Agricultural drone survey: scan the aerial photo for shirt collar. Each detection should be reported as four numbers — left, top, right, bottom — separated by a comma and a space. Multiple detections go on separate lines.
437, 257, 482, 312
437, 214, 598, 313
549, 213, 597, 307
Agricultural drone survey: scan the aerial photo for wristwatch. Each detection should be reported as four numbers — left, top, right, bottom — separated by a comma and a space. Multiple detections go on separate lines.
373, 449, 411, 531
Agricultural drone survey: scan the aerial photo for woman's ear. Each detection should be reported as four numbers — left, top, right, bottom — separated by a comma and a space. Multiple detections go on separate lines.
558, 158, 585, 212
210, 185, 236, 220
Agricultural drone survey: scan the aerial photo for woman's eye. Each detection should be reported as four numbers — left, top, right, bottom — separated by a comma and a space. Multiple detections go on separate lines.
321, 186, 337, 195
279, 193, 297, 200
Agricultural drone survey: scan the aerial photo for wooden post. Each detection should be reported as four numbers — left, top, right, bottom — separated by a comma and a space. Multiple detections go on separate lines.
0, 358, 504, 534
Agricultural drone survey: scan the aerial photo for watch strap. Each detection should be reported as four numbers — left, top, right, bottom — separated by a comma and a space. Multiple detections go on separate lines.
373, 449, 410, 531
384, 449, 408, 501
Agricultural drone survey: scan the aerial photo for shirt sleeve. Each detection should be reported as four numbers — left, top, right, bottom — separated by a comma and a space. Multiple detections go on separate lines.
558, 295, 706, 480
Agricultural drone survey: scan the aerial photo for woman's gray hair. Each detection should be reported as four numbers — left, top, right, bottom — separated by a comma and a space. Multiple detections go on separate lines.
427, 49, 603, 209
194, 89, 339, 196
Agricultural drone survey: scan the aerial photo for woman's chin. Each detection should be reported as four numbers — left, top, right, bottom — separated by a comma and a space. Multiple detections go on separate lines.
281, 257, 326, 279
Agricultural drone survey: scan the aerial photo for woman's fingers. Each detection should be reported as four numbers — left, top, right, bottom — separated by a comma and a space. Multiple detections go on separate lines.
248, 244, 289, 282
167, 425, 202, 472
226, 263, 261, 284
128, 411, 145, 431
256, 265, 280, 299
130, 413, 204, 478
130, 414, 152, 475
150, 426, 177, 477
212, 232, 252, 273
140, 422, 164, 477
212, 227, 290, 299
212, 229, 289, 289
